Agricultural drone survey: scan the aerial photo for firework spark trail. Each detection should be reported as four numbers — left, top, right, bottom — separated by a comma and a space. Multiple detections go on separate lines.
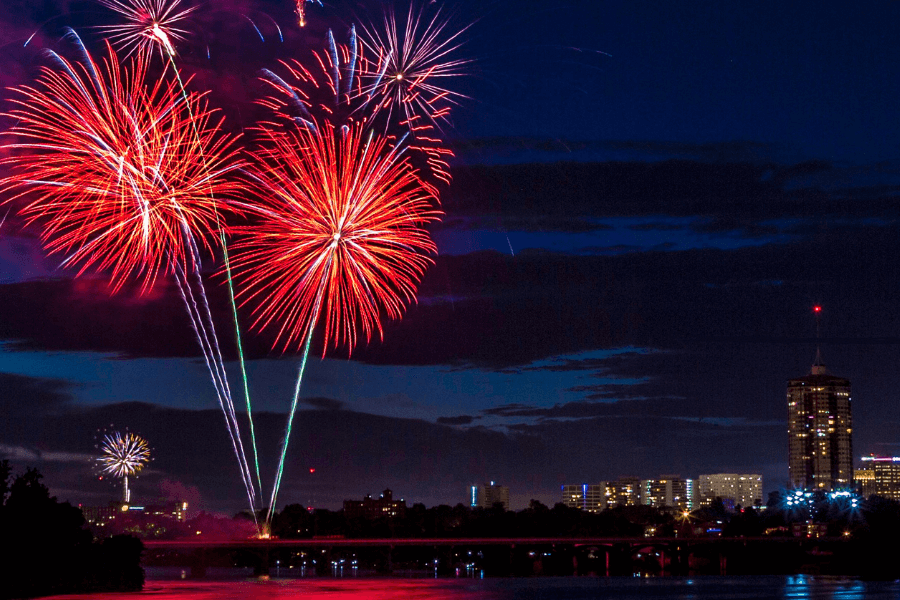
231, 121, 440, 526
266, 14, 284, 43
295, 0, 322, 28
170, 260, 245, 479
343, 25, 358, 99
259, 68, 316, 130
0, 35, 261, 520
170, 236, 258, 520
184, 229, 260, 519
185, 229, 254, 485
233, 123, 440, 353
267, 285, 324, 523
99, 431, 150, 477
257, 26, 364, 129
221, 231, 263, 499
244, 16, 265, 43
355, 5, 471, 186
171, 260, 229, 422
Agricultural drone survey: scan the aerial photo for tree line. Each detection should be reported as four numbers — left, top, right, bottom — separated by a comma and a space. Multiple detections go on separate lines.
0, 462, 144, 599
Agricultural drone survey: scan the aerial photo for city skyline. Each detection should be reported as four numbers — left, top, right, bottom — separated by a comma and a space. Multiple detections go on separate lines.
3, 0, 900, 514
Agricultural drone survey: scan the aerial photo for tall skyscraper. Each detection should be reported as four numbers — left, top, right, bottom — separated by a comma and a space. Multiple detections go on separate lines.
787, 351, 853, 490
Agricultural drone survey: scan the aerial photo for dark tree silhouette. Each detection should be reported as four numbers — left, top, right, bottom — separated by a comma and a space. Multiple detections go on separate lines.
0, 466, 144, 599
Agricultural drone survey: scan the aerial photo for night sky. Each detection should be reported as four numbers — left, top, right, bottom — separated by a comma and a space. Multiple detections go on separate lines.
3, 0, 900, 515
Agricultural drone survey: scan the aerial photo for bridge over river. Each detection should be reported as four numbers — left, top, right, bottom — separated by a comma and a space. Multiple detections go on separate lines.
143, 537, 854, 577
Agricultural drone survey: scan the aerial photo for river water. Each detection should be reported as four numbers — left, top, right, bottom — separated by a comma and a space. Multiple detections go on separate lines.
40, 573, 900, 599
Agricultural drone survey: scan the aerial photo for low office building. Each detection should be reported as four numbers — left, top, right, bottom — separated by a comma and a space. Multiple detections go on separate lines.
344, 489, 406, 519
859, 456, 900, 501
697, 473, 762, 509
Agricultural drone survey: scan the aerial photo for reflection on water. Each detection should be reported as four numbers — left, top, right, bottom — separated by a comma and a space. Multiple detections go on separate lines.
42, 579, 503, 600
41, 575, 900, 600
784, 575, 868, 600
786, 575, 812, 600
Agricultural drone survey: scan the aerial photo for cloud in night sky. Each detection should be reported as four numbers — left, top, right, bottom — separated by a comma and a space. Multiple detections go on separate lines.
436, 415, 481, 426
2, 171, 900, 372
300, 397, 346, 411
0, 372, 75, 423
0, 444, 94, 464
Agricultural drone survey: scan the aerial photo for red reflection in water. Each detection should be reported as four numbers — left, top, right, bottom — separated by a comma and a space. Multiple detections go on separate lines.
42, 579, 498, 600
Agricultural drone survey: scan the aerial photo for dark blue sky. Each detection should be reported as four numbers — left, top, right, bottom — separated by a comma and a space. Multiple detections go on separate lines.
2, 0, 900, 515
453, 0, 900, 164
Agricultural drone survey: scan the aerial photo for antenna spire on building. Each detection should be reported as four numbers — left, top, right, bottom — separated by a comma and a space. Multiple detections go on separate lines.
812, 306, 827, 374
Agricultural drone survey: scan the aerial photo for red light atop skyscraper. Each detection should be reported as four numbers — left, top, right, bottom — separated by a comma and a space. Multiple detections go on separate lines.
814, 306, 822, 313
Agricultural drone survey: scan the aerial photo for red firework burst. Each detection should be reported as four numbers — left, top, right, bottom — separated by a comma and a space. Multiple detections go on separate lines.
0, 36, 244, 292
230, 120, 441, 354
258, 26, 453, 188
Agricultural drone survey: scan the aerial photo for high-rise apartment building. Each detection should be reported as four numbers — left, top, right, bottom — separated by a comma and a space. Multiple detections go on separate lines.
560, 484, 605, 512
697, 474, 762, 508
859, 456, 900, 501
605, 477, 642, 507
787, 353, 853, 490
641, 476, 694, 510
470, 482, 510, 510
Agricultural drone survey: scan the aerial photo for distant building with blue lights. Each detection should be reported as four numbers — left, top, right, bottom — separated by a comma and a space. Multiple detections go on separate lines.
560, 484, 605, 512
470, 482, 509, 510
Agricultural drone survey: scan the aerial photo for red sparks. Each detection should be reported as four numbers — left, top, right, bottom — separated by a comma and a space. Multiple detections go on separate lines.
814, 306, 822, 313
258, 28, 453, 188
230, 120, 441, 355
0, 40, 245, 292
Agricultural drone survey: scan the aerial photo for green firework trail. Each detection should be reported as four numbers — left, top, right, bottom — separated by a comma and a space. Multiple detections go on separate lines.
266, 286, 326, 527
